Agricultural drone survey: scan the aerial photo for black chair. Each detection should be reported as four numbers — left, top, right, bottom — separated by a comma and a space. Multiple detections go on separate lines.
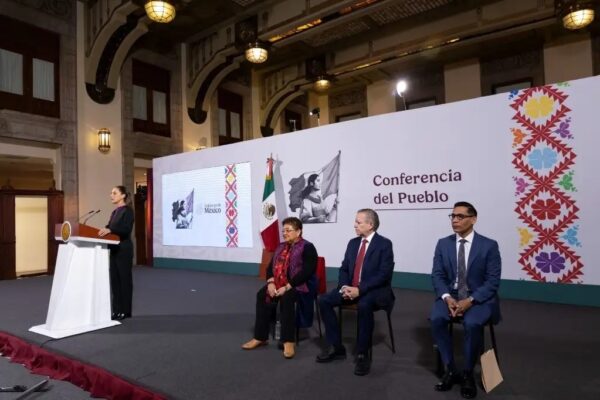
337, 301, 396, 358
434, 316, 499, 376
271, 263, 326, 345
295, 268, 324, 343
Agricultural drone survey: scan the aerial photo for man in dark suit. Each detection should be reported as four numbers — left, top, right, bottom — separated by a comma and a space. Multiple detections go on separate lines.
431, 201, 501, 399
316, 208, 394, 376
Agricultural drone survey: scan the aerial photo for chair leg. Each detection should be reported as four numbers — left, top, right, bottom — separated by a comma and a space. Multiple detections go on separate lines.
386, 310, 396, 353
315, 297, 323, 338
489, 323, 499, 365
337, 306, 343, 344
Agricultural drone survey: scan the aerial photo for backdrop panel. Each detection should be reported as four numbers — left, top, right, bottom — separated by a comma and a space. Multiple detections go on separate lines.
154, 76, 600, 295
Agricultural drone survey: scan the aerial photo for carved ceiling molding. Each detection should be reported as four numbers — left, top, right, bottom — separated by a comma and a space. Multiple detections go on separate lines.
14, 0, 73, 20
481, 50, 542, 74
405, 70, 444, 88
84, 1, 149, 104
329, 87, 366, 109
368, 0, 452, 26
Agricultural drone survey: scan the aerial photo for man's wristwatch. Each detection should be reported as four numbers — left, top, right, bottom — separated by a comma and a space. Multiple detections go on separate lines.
468, 296, 475, 303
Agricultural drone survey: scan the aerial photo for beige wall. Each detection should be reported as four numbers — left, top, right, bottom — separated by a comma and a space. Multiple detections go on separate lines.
251, 70, 262, 139
77, 2, 123, 225
181, 44, 212, 151
308, 92, 330, 128
15, 196, 48, 275
544, 36, 593, 85
366, 80, 395, 116
0, 143, 60, 190
444, 59, 481, 103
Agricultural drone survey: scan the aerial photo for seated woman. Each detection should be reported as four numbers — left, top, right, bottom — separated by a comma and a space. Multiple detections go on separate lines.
299, 173, 337, 223
242, 217, 318, 358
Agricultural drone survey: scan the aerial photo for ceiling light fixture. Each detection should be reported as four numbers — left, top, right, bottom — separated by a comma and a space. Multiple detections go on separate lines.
145, 0, 176, 24
245, 41, 269, 64
558, 1, 595, 30
314, 76, 331, 92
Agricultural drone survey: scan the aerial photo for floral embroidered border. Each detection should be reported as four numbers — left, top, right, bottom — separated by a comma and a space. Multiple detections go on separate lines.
510, 83, 583, 283
225, 164, 239, 247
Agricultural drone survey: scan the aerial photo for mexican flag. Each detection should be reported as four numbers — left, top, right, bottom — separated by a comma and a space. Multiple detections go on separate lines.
260, 157, 279, 251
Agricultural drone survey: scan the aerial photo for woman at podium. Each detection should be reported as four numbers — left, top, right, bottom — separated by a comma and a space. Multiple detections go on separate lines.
99, 185, 135, 321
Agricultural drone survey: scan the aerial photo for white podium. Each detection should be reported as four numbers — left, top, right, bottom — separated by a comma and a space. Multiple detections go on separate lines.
30, 222, 122, 339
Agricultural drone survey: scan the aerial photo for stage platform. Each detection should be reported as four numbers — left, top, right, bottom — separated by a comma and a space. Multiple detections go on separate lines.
1, 267, 599, 400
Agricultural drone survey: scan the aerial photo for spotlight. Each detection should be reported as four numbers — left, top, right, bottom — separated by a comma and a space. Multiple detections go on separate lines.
309, 107, 320, 116
396, 80, 408, 96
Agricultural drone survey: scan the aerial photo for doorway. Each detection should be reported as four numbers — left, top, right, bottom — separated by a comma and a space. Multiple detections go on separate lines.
15, 196, 48, 276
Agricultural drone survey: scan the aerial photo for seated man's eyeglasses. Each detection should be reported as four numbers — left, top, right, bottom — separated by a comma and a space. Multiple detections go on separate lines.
448, 213, 474, 221
282, 228, 298, 233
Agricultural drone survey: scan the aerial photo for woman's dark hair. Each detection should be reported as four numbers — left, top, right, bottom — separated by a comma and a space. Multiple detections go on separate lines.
115, 185, 131, 205
282, 216, 302, 232
300, 173, 319, 198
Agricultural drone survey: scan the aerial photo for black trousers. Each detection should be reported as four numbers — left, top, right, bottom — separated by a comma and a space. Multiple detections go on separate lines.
253, 286, 297, 342
109, 240, 133, 315
319, 286, 394, 354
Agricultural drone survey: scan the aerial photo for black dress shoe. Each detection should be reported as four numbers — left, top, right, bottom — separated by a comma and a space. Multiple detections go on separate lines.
114, 313, 126, 321
460, 372, 477, 399
111, 313, 118, 320
316, 346, 347, 363
354, 353, 371, 376
435, 369, 461, 391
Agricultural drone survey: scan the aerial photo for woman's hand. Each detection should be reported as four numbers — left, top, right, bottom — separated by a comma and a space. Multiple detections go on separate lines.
98, 228, 111, 237
275, 284, 291, 297
267, 282, 277, 297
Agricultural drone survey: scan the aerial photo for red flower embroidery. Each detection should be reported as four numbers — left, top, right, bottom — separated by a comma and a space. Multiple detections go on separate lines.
531, 199, 561, 220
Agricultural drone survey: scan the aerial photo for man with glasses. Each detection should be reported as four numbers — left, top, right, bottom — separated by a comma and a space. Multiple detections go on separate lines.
431, 201, 501, 399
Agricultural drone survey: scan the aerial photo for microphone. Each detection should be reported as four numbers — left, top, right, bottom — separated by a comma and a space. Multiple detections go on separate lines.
78, 210, 95, 222
82, 209, 101, 225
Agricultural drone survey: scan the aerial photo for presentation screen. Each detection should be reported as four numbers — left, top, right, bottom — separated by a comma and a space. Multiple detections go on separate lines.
162, 162, 253, 248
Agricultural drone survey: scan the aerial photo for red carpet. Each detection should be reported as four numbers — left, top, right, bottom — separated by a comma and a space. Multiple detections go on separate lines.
0, 331, 166, 400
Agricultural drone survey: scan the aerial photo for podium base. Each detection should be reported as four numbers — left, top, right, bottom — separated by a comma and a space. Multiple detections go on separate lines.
29, 321, 121, 339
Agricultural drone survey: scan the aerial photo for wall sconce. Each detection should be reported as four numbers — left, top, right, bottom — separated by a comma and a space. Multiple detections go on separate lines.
98, 128, 111, 153
557, 0, 595, 30
195, 137, 208, 151
145, 0, 176, 23
314, 76, 332, 92
309, 107, 321, 126
245, 41, 269, 63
